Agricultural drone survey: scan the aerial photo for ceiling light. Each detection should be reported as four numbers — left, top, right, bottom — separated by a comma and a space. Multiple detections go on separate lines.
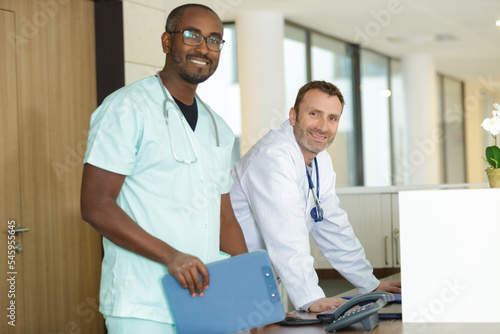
496, 20, 500, 27
386, 34, 456, 44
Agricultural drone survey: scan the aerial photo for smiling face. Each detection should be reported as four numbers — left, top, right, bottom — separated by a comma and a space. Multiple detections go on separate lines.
289, 89, 343, 165
163, 6, 223, 84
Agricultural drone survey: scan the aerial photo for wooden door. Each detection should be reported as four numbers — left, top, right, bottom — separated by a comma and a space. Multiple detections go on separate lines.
0, 1, 104, 333
1, 8, 25, 333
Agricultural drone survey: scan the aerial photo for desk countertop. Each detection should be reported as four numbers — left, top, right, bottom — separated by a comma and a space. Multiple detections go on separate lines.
236, 321, 500, 334
235, 273, 500, 333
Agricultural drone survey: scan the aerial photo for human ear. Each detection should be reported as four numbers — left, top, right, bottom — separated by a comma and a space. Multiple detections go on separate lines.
161, 32, 171, 54
289, 107, 297, 126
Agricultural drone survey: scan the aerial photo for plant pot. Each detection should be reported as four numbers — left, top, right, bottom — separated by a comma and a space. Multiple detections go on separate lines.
486, 168, 500, 188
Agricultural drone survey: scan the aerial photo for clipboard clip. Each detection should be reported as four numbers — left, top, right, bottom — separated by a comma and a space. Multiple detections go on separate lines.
261, 266, 281, 304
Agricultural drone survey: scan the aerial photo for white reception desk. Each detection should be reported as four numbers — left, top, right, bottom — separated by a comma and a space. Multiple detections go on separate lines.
399, 188, 500, 323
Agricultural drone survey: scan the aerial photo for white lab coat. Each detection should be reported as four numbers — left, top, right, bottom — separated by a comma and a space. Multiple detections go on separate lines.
230, 120, 379, 309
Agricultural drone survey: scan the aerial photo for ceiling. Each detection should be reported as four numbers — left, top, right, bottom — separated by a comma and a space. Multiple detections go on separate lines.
223, 0, 500, 82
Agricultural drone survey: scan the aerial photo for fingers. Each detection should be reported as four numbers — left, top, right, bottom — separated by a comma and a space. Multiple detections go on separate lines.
376, 281, 402, 293
387, 285, 402, 293
187, 260, 209, 297
198, 262, 210, 290
169, 254, 210, 297
309, 297, 347, 312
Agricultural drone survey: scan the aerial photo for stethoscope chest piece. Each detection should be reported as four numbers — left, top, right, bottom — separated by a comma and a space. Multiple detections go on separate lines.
310, 206, 324, 222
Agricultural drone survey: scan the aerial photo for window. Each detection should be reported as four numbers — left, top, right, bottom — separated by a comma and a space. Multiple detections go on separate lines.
310, 33, 355, 187
283, 25, 308, 109
360, 50, 392, 186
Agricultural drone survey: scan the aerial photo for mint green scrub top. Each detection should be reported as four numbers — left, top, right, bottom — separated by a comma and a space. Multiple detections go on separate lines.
83, 76, 235, 324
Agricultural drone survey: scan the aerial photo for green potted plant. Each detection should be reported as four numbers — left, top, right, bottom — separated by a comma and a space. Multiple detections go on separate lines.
481, 103, 500, 188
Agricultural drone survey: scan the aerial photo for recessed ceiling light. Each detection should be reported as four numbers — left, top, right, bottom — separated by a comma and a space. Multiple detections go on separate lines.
385, 34, 456, 44
496, 20, 500, 27
385, 35, 434, 44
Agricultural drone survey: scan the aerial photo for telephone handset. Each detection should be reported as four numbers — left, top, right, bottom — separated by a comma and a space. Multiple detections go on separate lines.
321, 292, 395, 332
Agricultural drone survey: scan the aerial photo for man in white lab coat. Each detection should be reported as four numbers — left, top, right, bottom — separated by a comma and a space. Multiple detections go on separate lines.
230, 81, 401, 312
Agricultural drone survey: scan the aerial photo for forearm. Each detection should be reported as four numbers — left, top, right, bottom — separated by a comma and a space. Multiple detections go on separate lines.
311, 211, 379, 293
268, 245, 325, 308
82, 195, 177, 266
220, 193, 248, 256
220, 220, 248, 255
81, 163, 178, 265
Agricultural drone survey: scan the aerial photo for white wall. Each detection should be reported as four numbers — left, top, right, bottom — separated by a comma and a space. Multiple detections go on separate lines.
122, 0, 166, 85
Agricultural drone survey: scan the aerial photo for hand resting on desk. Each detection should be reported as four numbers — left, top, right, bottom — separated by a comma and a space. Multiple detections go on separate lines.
309, 297, 347, 313
309, 280, 400, 312
375, 280, 401, 294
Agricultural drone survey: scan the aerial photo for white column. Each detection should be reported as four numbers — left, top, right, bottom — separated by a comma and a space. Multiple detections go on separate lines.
235, 12, 286, 155
401, 53, 441, 185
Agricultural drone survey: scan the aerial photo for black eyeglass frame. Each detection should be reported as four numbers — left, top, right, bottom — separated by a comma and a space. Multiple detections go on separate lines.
169, 29, 225, 52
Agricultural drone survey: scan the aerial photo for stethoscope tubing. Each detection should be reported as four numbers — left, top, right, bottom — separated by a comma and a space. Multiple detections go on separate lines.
155, 71, 220, 164
306, 157, 323, 222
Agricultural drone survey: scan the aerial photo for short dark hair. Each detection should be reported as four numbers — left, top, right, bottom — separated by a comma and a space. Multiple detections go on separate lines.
293, 80, 345, 113
165, 3, 217, 32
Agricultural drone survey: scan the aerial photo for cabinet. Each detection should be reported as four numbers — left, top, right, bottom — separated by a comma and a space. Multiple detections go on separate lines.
311, 190, 400, 269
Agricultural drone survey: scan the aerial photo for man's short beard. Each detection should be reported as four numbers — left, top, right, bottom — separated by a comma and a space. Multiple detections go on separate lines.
178, 69, 210, 84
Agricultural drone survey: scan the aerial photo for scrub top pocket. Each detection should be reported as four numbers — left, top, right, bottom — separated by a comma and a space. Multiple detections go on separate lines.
198, 143, 233, 196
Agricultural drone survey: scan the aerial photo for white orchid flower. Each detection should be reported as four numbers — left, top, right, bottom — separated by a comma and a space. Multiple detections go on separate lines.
481, 104, 500, 136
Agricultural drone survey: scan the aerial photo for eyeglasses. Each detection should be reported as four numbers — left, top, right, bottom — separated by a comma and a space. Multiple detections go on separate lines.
169, 29, 225, 52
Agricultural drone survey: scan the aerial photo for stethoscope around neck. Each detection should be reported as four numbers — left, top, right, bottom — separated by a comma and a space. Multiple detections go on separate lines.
155, 71, 220, 164
306, 157, 324, 222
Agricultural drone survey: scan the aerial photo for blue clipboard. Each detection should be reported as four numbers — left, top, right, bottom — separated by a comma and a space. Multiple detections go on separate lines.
162, 250, 285, 334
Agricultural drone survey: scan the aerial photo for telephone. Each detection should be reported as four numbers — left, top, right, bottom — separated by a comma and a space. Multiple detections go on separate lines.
319, 292, 395, 332
278, 292, 395, 331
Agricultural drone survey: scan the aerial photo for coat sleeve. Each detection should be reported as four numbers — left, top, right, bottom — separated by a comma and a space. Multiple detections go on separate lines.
238, 145, 325, 309
309, 155, 379, 294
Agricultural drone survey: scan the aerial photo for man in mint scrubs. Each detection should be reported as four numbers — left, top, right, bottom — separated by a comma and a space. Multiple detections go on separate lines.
80, 4, 247, 333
